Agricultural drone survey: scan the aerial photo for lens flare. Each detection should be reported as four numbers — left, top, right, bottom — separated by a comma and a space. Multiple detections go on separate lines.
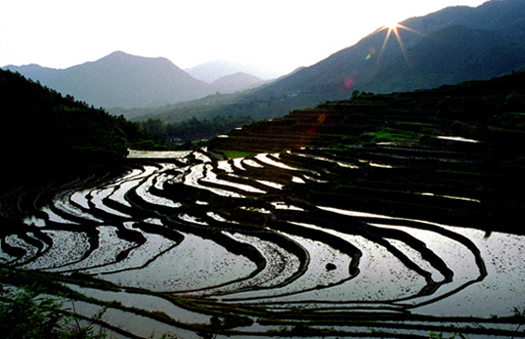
365, 47, 376, 61
344, 76, 355, 89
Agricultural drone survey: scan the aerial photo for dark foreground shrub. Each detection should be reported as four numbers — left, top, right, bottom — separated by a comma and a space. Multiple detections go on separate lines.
0, 283, 106, 339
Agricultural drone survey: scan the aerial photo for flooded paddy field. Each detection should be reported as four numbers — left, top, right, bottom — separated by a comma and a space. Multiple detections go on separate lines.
2, 144, 525, 339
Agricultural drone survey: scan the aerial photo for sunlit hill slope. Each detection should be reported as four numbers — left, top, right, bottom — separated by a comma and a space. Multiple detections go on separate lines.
241, 0, 525, 118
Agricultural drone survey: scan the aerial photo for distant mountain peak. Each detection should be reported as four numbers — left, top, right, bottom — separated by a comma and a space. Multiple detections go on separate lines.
210, 72, 266, 94
3, 51, 215, 108
96, 50, 173, 66
109, 50, 127, 56
185, 59, 284, 83
96, 50, 135, 62
213, 71, 262, 82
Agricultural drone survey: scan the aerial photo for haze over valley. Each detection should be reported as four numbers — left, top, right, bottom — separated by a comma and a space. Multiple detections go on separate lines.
3, 0, 524, 120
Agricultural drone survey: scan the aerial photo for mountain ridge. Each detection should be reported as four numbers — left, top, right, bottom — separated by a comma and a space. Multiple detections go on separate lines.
245, 0, 525, 111
4, 51, 215, 108
3, 51, 273, 109
4, 0, 525, 117
98, 0, 525, 123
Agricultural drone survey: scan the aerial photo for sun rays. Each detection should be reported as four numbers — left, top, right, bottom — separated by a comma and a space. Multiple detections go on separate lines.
373, 21, 425, 82
377, 23, 409, 69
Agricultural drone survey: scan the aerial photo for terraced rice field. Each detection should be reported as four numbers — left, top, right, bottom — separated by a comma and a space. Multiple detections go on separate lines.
2, 141, 525, 338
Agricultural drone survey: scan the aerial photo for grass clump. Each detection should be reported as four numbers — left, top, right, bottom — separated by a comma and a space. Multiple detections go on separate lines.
0, 282, 106, 339
220, 150, 256, 159
367, 127, 421, 143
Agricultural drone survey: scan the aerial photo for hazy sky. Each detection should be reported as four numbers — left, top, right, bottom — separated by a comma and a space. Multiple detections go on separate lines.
2, 0, 488, 75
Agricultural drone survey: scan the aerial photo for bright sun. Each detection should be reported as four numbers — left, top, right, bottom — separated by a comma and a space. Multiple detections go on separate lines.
387, 22, 399, 30
373, 21, 421, 78
371, 21, 426, 78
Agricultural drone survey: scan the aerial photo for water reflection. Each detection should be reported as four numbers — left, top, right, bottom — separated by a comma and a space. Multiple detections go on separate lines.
2, 148, 525, 337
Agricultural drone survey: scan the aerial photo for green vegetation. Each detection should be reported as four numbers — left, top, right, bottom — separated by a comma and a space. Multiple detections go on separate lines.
220, 150, 256, 159
0, 281, 106, 339
364, 127, 421, 143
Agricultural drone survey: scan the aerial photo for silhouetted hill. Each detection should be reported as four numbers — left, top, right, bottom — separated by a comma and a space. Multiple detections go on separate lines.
4, 51, 215, 109
0, 68, 150, 164
244, 0, 525, 117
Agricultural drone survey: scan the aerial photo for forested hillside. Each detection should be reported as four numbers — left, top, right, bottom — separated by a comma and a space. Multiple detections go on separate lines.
0, 69, 150, 164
